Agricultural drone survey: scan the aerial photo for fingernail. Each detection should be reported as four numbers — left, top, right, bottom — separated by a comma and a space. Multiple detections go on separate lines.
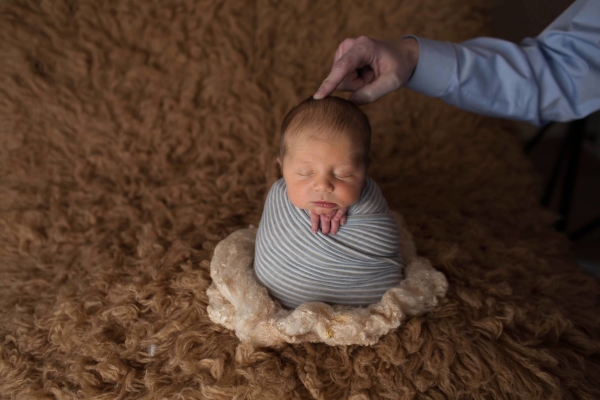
313, 88, 324, 99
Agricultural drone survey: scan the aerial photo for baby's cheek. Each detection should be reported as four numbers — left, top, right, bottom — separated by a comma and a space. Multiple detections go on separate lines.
347, 191, 362, 206
289, 196, 305, 209
286, 184, 308, 208
345, 183, 364, 203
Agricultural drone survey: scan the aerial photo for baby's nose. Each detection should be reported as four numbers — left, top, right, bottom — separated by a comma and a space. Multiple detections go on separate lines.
313, 176, 334, 192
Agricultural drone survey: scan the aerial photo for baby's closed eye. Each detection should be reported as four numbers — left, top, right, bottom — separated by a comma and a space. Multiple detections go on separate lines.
297, 170, 314, 177
334, 169, 357, 179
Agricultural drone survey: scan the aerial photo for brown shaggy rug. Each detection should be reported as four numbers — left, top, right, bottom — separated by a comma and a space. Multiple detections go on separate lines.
1, 0, 599, 398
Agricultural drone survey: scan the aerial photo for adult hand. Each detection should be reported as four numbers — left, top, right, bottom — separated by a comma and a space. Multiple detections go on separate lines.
313, 36, 419, 105
310, 208, 348, 235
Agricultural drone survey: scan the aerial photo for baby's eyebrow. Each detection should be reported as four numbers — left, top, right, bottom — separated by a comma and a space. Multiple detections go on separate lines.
333, 162, 363, 169
294, 161, 358, 168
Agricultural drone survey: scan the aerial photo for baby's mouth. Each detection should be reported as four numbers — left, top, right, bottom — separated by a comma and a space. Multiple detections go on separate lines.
313, 201, 337, 209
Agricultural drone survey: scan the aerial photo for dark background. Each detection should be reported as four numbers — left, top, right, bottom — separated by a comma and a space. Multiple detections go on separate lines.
494, 0, 600, 272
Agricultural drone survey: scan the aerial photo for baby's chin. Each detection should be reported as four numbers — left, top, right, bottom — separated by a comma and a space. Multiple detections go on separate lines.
293, 201, 356, 214
306, 206, 338, 215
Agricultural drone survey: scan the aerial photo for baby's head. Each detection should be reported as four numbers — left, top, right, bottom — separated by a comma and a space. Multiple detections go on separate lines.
278, 96, 371, 215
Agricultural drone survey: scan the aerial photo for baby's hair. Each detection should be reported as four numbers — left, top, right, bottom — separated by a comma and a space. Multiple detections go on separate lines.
279, 96, 371, 165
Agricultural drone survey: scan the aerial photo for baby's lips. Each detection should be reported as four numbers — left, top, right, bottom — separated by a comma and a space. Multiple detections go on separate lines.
313, 201, 337, 209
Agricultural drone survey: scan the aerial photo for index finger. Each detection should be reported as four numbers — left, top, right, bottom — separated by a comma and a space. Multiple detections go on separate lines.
334, 38, 357, 63
310, 211, 320, 234
320, 214, 331, 235
314, 45, 373, 99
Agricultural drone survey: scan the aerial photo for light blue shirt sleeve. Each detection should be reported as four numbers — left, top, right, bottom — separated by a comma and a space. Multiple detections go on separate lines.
404, 0, 600, 126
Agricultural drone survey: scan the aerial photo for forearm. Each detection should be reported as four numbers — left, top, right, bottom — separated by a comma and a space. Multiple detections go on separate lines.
404, 0, 600, 125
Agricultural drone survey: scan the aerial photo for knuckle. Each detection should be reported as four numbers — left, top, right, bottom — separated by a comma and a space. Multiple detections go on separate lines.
333, 57, 351, 71
340, 37, 355, 48
355, 35, 371, 44
389, 73, 402, 89
359, 90, 374, 103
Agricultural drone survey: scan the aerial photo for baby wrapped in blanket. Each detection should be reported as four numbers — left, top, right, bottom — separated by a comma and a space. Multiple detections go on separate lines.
255, 97, 403, 309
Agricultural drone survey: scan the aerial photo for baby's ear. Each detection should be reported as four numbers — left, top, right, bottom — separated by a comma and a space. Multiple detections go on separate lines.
277, 157, 282, 169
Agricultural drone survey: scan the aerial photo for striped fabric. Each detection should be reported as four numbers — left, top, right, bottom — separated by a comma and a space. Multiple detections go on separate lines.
254, 177, 404, 309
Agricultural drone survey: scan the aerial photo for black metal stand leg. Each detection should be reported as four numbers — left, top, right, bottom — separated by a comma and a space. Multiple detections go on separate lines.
524, 122, 554, 154
569, 215, 600, 241
555, 118, 587, 232
527, 115, 599, 241
541, 127, 573, 207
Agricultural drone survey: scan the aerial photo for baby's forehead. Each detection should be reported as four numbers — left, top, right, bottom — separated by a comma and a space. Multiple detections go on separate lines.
286, 133, 365, 164
287, 127, 366, 147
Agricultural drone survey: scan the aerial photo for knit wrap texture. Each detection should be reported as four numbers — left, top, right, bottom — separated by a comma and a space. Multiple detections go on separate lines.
255, 177, 404, 308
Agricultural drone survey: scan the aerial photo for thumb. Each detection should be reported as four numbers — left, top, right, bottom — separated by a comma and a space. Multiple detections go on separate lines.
315, 44, 373, 100
349, 73, 401, 105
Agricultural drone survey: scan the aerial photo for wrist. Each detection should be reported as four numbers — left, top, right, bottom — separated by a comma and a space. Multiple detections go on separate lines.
400, 37, 419, 80
402, 36, 456, 97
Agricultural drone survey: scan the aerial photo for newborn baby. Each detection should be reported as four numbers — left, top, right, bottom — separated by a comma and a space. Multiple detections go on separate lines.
254, 96, 403, 309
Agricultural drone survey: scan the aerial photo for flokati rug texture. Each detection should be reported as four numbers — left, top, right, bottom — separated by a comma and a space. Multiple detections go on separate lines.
207, 214, 448, 347
1, 0, 599, 399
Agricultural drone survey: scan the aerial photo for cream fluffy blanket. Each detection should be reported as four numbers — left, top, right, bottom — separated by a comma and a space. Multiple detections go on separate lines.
207, 213, 448, 347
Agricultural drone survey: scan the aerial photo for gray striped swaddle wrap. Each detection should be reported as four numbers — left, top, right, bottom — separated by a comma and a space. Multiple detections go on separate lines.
254, 177, 404, 309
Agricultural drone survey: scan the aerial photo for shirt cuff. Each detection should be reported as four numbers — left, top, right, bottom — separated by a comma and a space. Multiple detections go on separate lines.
403, 35, 457, 98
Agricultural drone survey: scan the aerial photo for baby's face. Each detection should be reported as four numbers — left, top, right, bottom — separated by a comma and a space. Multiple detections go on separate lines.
280, 132, 366, 215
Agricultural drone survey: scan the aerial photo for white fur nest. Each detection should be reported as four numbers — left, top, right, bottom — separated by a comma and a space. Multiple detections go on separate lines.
207, 214, 448, 347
